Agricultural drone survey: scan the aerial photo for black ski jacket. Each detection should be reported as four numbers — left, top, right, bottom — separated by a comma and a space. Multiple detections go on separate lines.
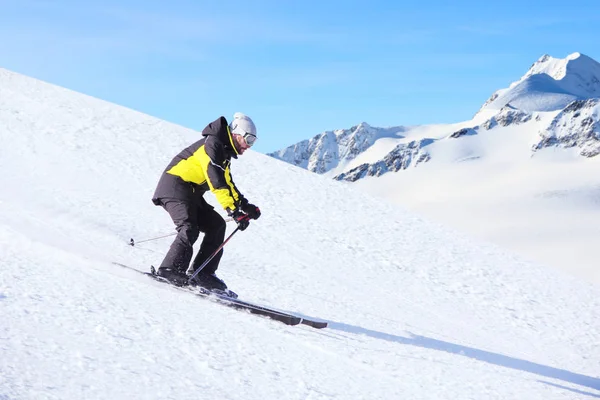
152, 116, 247, 211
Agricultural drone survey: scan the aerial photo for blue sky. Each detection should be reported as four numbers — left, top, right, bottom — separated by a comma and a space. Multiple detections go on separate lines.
1, 0, 599, 153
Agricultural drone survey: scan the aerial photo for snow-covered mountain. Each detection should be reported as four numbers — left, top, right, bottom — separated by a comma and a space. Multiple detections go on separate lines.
534, 98, 600, 157
268, 122, 407, 176
268, 52, 600, 287
2, 67, 599, 400
334, 138, 432, 182
270, 52, 600, 181
478, 52, 600, 114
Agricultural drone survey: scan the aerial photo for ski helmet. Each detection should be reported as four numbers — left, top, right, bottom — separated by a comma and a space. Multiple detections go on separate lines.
229, 112, 257, 146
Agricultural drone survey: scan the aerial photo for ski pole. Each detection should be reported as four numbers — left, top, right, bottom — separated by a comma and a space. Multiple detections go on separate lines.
129, 232, 176, 246
187, 226, 240, 284
129, 217, 234, 246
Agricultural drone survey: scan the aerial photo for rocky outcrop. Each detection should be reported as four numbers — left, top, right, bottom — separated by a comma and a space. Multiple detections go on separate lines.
533, 99, 600, 157
333, 139, 433, 182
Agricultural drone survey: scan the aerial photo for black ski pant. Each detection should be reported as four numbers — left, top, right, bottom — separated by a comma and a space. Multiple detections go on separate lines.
158, 198, 226, 275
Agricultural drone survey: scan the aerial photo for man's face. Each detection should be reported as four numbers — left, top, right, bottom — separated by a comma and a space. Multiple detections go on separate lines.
234, 134, 252, 155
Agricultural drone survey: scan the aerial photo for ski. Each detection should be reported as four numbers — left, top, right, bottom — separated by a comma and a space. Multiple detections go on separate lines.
112, 262, 327, 329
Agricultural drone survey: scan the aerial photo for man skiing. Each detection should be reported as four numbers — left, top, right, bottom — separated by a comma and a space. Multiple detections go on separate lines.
151, 112, 261, 290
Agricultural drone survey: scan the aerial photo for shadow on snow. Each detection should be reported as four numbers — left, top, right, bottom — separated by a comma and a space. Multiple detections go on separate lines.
329, 321, 600, 394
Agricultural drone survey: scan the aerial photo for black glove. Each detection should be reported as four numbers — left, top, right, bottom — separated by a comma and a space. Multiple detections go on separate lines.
242, 203, 261, 220
229, 208, 250, 231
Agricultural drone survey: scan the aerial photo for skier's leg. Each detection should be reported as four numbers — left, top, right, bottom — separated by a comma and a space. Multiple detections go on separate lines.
189, 207, 226, 275
158, 199, 200, 275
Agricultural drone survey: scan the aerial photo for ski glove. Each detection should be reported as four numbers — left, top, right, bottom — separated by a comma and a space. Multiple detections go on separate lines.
242, 203, 261, 220
229, 208, 250, 231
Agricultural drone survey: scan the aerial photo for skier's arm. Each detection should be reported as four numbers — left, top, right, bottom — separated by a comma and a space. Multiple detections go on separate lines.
226, 172, 248, 207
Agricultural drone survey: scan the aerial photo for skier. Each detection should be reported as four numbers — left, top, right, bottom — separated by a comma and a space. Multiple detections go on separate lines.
151, 112, 261, 290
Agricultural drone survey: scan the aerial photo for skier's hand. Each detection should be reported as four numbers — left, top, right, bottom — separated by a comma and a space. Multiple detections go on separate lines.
229, 208, 250, 231
242, 203, 261, 220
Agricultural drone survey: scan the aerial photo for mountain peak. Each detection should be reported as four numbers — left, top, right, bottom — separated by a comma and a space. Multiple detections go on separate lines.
478, 52, 600, 115
538, 54, 551, 62
269, 122, 400, 175
524, 52, 599, 81
531, 52, 586, 70
333, 121, 372, 137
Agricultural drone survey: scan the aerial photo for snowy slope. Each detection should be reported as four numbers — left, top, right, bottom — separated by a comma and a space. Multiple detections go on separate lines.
348, 108, 600, 284
1, 68, 600, 400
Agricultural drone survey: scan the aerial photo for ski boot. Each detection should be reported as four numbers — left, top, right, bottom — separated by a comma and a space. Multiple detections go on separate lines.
155, 267, 189, 286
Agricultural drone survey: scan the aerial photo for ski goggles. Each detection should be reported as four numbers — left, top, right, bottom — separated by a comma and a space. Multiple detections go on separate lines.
243, 132, 257, 147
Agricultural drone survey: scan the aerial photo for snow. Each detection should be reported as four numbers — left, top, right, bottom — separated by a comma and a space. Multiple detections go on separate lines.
1, 68, 600, 400
480, 52, 600, 113
357, 127, 600, 286
343, 96, 600, 286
